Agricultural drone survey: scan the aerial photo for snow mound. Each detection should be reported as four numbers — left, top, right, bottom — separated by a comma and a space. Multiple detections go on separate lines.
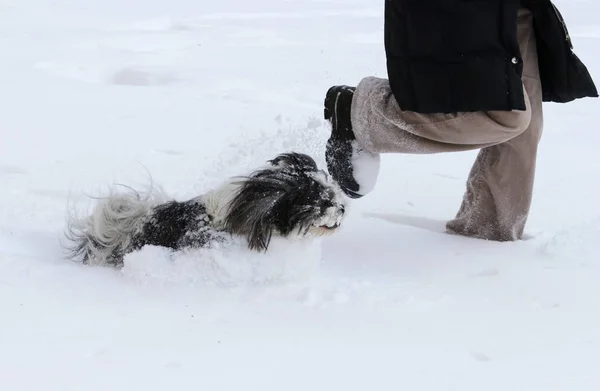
538, 218, 600, 261
120, 236, 324, 289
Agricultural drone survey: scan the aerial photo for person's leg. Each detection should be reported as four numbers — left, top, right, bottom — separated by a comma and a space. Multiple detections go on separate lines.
324, 8, 541, 240
326, 7, 535, 199
324, 77, 532, 199
446, 8, 543, 241
351, 78, 532, 154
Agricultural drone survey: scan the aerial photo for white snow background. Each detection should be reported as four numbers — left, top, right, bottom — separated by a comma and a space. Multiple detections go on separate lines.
1, 0, 599, 390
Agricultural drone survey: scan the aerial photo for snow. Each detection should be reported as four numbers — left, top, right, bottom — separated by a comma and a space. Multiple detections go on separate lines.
351, 140, 381, 196
1, 0, 599, 390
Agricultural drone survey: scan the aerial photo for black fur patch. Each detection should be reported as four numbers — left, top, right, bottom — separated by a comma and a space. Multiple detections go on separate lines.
131, 199, 222, 255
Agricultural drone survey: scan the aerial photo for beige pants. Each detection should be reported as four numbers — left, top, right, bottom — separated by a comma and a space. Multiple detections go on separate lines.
351, 8, 543, 241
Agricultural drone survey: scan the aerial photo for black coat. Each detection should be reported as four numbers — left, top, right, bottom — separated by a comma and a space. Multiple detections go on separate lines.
384, 0, 598, 114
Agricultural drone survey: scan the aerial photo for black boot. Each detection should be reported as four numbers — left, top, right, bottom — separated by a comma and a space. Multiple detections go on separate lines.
323, 85, 363, 199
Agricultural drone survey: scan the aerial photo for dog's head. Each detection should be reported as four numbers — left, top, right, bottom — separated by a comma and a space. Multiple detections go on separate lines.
223, 152, 347, 252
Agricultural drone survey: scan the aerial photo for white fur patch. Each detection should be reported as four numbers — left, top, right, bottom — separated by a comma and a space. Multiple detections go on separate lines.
64, 185, 169, 265
200, 181, 244, 230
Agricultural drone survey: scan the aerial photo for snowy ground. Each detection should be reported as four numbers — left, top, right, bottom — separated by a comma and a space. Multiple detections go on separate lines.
1, 0, 599, 390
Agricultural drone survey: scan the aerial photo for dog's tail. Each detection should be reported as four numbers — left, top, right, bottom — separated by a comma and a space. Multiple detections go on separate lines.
63, 186, 166, 266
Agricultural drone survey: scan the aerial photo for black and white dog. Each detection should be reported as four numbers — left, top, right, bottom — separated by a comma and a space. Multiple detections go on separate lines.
64, 153, 347, 267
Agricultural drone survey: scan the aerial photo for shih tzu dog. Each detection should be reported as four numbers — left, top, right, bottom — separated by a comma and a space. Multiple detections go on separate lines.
64, 152, 347, 267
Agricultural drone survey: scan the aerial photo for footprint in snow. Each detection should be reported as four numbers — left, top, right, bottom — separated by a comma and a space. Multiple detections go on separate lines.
109, 68, 176, 87
470, 352, 492, 363
84, 348, 110, 359
533, 301, 561, 310
35, 62, 177, 87
165, 362, 183, 370
0, 166, 27, 175
469, 268, 500, 278
128, 16, 191, 32
152, 148, 185, 156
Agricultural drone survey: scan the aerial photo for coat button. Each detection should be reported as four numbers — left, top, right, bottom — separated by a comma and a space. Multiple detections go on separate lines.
511, 57, 519, 64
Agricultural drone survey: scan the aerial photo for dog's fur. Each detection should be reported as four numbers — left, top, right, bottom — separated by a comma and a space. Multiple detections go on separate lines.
64, 153, 347, 267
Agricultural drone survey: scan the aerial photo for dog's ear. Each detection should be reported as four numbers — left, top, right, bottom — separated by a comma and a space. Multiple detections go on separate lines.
223, 177, 285, 252
224, 198, 275, 252
245, 217, 274, 252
